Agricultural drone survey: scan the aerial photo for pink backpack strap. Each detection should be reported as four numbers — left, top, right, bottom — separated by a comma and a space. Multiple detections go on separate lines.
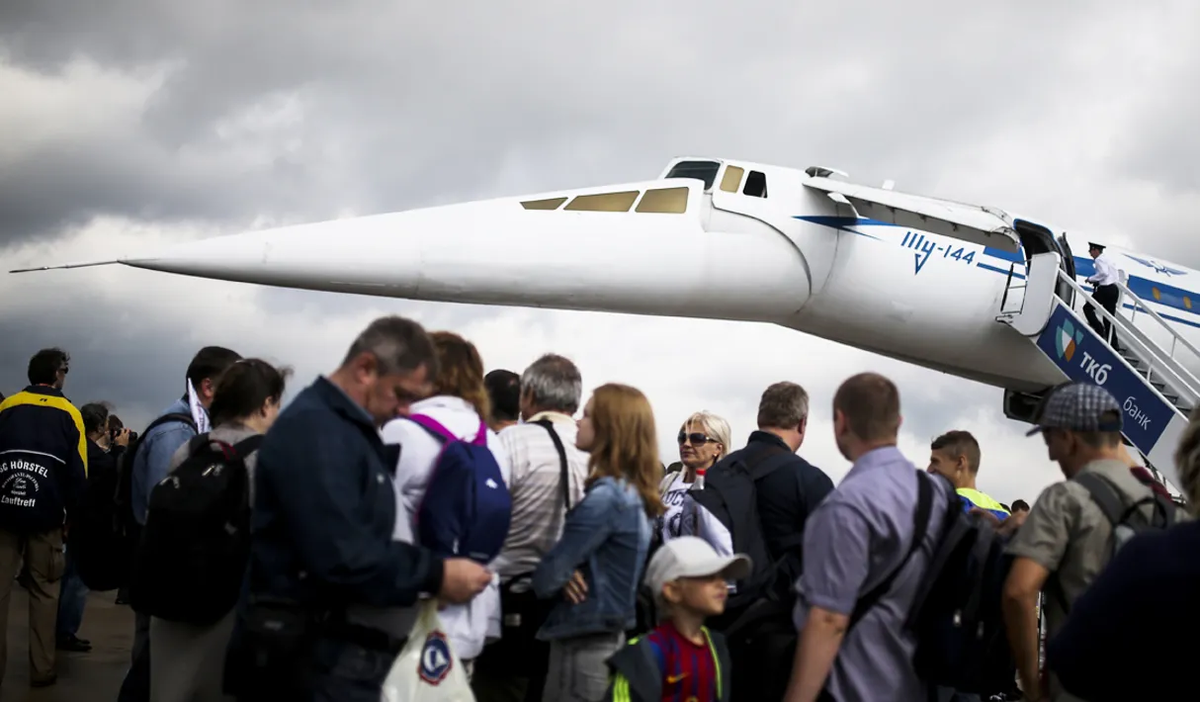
470, 420, 488, 447
408, 414, 457, 442
409, 414, 488, 446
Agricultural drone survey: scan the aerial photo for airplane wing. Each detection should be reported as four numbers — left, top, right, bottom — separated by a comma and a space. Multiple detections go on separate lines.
803, 175, 1022, 253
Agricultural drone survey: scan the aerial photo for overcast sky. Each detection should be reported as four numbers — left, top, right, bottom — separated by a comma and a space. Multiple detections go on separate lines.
3, 1, 1199, 506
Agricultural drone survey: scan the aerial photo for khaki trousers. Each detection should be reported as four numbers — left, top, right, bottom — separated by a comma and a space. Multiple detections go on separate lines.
0, 528, 66, 686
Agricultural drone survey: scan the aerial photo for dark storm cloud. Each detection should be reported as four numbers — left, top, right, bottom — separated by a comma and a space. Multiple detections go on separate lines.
0, 129, 320, 243
0, 2, 1141, 252
0, 304, 242, 432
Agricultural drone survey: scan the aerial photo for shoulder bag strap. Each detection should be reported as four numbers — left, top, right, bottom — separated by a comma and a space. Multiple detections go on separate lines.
407, 414, 457, 444
230, 434, 266, 458
532, 418, 571, 512
847, 470, 934, 629
747, 451, 795, 482
188, 432, 212, 453
1073, 472, 1126, 527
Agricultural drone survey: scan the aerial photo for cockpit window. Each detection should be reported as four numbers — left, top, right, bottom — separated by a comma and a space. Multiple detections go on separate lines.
520, 197, 568, 210
664, 160, 720, 190
520, 187, 690, 214
743, 170, 767, 198
564, 191, 640, 212
720, 166, 745, 193
635, 187, 689, 213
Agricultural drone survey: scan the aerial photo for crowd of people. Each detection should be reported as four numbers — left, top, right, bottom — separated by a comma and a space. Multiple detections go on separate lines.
0, 314, 1196, 702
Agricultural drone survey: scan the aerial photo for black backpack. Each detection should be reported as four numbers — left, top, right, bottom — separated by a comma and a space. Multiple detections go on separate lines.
72, 412, 196, 591
128, 432, 262, 625
689, 443, 795, 614
1076, 471, 1177, 566
894, 472, 1017, 696
1042, 471, 1178, 619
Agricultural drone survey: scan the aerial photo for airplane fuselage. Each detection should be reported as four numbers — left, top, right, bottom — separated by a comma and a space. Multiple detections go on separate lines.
17, 155, 1200, 407
778, 214, 1200, 394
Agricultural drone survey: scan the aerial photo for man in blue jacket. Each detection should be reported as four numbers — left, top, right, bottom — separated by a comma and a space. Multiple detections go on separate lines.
0, 347, 87, 688
228, 315, 493, 701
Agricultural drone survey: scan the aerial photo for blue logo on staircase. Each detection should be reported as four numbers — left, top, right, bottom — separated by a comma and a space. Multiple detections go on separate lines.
1053, 319, 1084, 362
1036, 305, 1173, 452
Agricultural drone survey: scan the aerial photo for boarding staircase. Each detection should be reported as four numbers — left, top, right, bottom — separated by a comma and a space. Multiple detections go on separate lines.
996, 252, 1200, 495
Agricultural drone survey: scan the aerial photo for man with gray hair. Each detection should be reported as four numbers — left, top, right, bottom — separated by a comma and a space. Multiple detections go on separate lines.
226, 315, 493, 701
471, 353, 591, 702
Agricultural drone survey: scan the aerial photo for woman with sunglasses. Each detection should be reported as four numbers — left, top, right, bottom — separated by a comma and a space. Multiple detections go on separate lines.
656, 411, 731, 547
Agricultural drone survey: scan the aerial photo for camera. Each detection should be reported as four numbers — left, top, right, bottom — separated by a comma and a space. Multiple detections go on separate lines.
110, 428, 137, 444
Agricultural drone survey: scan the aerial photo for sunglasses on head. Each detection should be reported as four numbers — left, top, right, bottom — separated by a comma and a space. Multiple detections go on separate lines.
677, 431, 715, 445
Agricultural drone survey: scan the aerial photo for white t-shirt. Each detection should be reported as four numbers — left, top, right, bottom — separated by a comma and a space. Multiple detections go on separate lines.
656, 471, 694, 544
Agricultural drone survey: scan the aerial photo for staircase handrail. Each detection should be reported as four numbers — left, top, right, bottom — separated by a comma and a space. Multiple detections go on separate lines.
1115, 279, 1200, 366
1056, 269, 1200, 403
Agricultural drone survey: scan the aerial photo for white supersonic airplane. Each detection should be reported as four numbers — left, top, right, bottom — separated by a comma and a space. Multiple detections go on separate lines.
13, 156, 1200, 492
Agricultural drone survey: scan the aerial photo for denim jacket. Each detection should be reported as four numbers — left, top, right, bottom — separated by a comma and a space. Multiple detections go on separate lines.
532, 476, 650, 641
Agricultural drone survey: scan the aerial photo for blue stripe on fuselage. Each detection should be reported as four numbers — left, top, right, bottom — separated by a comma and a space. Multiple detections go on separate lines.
793, 215, 902, 240
792, 216, 1200, 329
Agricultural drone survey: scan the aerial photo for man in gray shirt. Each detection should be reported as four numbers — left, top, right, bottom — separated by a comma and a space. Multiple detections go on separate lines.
785, 372, 952, 702
1002, 382, 1182, 701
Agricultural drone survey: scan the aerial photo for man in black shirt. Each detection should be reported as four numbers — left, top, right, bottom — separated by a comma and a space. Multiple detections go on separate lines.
230, 316, 493, 701
691, 381, 834, 702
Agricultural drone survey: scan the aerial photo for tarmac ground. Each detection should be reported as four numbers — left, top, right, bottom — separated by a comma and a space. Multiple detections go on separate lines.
1, 588, 130, 702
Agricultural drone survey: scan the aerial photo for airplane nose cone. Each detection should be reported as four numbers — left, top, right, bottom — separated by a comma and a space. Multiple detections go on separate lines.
121, 180, 812, 322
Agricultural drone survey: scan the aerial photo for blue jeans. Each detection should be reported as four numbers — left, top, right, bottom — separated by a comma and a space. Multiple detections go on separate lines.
56, 545, 88, 639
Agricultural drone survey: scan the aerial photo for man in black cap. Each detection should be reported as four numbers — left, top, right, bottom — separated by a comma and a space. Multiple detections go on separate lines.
1083, 242, 1122, 351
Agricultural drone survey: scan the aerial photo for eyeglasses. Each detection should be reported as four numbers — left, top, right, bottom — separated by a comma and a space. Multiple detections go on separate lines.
58, 367, 69, 375
677, 431, 715, 446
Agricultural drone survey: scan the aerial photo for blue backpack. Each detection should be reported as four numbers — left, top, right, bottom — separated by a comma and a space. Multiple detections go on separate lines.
410, 415, 512, 563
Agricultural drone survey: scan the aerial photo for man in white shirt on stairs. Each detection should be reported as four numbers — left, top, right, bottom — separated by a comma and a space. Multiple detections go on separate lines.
1083, 242, 1122, 352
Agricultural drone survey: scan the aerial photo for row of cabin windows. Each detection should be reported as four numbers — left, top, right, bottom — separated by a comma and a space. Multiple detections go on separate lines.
520, 186, 689, 213
665, 160, 767, 198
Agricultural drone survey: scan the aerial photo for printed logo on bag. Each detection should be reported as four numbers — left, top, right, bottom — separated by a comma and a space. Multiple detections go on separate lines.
418, 629, 453, 685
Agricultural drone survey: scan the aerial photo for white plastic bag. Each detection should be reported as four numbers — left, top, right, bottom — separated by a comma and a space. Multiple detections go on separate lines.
381, 599, 475, 702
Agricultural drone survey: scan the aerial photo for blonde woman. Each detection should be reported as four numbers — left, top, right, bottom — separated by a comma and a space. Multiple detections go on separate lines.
1044, 407, 1197, 702
655, 411, 731, 546
531, 383, 664, 702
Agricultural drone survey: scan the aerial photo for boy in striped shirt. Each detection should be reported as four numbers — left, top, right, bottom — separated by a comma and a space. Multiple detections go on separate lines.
604, 537, 747, 702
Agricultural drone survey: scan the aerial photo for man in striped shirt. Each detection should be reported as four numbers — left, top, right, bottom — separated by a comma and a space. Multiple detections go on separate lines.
471, 354, 592, 702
